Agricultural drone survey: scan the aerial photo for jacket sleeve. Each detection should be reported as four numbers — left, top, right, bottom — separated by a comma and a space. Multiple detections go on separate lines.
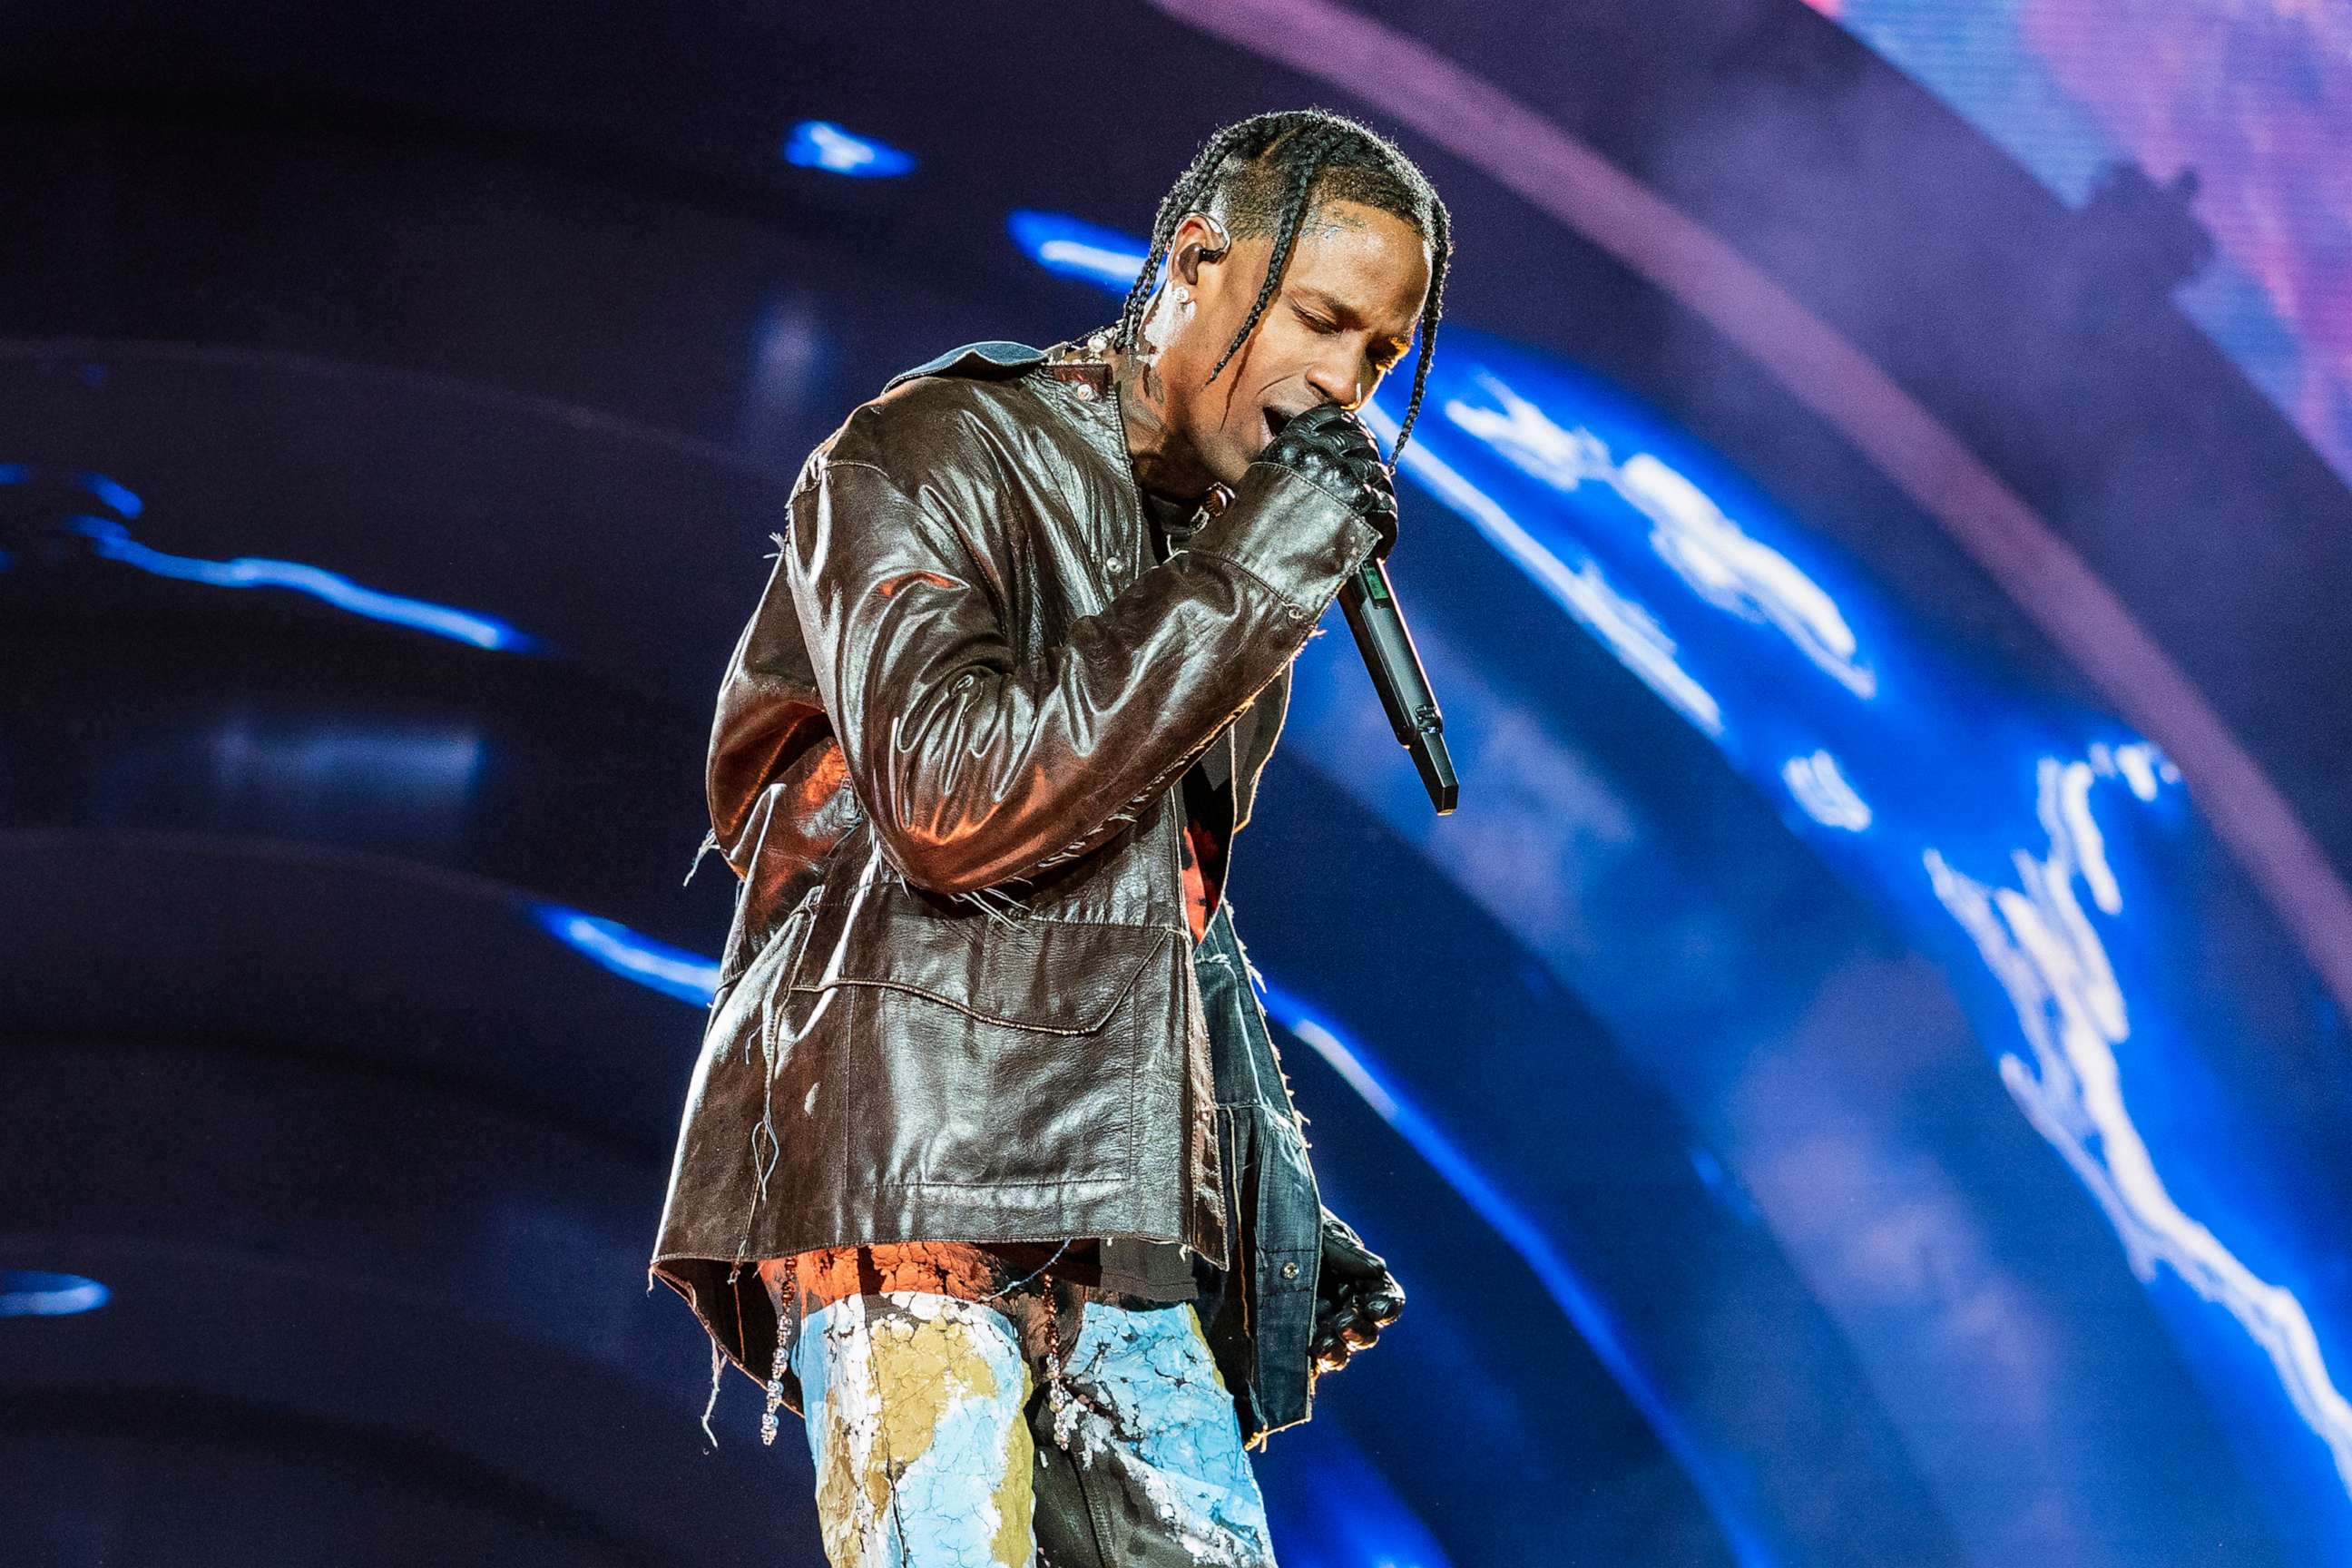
784, 447, 1381, 897
703, 547, 857, 881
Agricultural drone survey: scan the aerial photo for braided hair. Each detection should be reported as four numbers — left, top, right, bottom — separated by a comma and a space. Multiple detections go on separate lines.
1113, 109, 1453, 462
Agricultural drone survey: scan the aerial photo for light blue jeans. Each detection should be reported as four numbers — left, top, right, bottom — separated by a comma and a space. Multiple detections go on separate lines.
790, 1284, 1279, 1567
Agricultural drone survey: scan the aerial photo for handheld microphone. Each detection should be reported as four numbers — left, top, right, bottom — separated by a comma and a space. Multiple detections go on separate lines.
1237, 400, 1458, 814
1338, 554, 1456, 814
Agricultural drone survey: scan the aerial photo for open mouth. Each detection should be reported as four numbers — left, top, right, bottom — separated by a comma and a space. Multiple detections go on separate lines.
1261, 406, 1293, 447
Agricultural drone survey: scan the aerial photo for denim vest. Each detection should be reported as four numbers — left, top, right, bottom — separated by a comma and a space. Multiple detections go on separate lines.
1191, 899, 1326, 1444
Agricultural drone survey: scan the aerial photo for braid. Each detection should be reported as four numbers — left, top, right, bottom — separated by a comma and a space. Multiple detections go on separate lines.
1111, 195, 1182, 357
1114, 122, 1256, 354
1204, 122, 1341, 385
1119, 109, 1454, 458
1112, 234, 1171, 357
1390, 199, 1450, 463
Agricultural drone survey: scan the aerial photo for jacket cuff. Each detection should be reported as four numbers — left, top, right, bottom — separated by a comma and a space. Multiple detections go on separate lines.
1185, 462, 1384, 622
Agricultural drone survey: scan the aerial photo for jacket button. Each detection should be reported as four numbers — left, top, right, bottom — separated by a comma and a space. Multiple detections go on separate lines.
1073, 381, 1097, 401
1280, 1261, 1299, 1279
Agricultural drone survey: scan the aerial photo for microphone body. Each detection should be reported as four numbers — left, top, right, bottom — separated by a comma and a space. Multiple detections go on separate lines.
1337, 555, 1457, 814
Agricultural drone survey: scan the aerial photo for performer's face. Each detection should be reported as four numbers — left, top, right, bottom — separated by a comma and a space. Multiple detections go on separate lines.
1163, 199, 1432, 489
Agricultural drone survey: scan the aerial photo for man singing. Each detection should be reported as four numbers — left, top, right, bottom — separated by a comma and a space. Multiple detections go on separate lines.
652, 108, 1453, 1566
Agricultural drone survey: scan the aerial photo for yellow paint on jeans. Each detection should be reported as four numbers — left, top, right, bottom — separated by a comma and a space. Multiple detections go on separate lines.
992, 1396, 1035, 1568
812, 1302, 1014, 1564
813, 1399, 873, 1565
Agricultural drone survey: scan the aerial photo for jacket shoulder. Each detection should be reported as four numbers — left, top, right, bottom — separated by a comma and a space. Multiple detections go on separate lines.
882, 339, 1045, 391
795, 340, 1053, 499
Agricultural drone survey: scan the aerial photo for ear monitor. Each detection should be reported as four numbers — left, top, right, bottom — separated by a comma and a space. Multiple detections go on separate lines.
1190, 211, 1232, 261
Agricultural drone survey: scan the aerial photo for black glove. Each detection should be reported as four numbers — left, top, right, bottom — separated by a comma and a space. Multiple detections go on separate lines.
1309, 1208, 1405, 1373
1255, 402, 1399, 562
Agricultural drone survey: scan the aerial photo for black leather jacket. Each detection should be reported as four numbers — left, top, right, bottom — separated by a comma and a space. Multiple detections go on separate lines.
650, 333, 1382, 1442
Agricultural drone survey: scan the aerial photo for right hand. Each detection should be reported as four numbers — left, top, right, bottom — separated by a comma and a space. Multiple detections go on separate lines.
1255, 403, 1399, 562
1309, 1209, 1406, 1374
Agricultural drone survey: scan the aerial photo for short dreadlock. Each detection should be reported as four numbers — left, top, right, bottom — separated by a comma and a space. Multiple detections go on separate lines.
1113, 108, 1453, 462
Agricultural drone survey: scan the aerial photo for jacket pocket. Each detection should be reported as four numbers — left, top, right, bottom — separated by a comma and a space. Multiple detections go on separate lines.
785, 884, 1167, 1035
785, 884, 1171, 1189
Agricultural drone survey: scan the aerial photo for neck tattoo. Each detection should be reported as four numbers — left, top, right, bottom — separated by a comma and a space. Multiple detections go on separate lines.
1109, 347, 1210, 502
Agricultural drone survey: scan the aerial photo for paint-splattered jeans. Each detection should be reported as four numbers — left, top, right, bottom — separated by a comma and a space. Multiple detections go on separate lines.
777, 1259, 1279, 1567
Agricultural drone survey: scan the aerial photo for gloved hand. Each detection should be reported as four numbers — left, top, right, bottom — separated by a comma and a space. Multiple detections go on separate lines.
1255, 402, 1399, 562
1309, 1208, 1405, 1373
